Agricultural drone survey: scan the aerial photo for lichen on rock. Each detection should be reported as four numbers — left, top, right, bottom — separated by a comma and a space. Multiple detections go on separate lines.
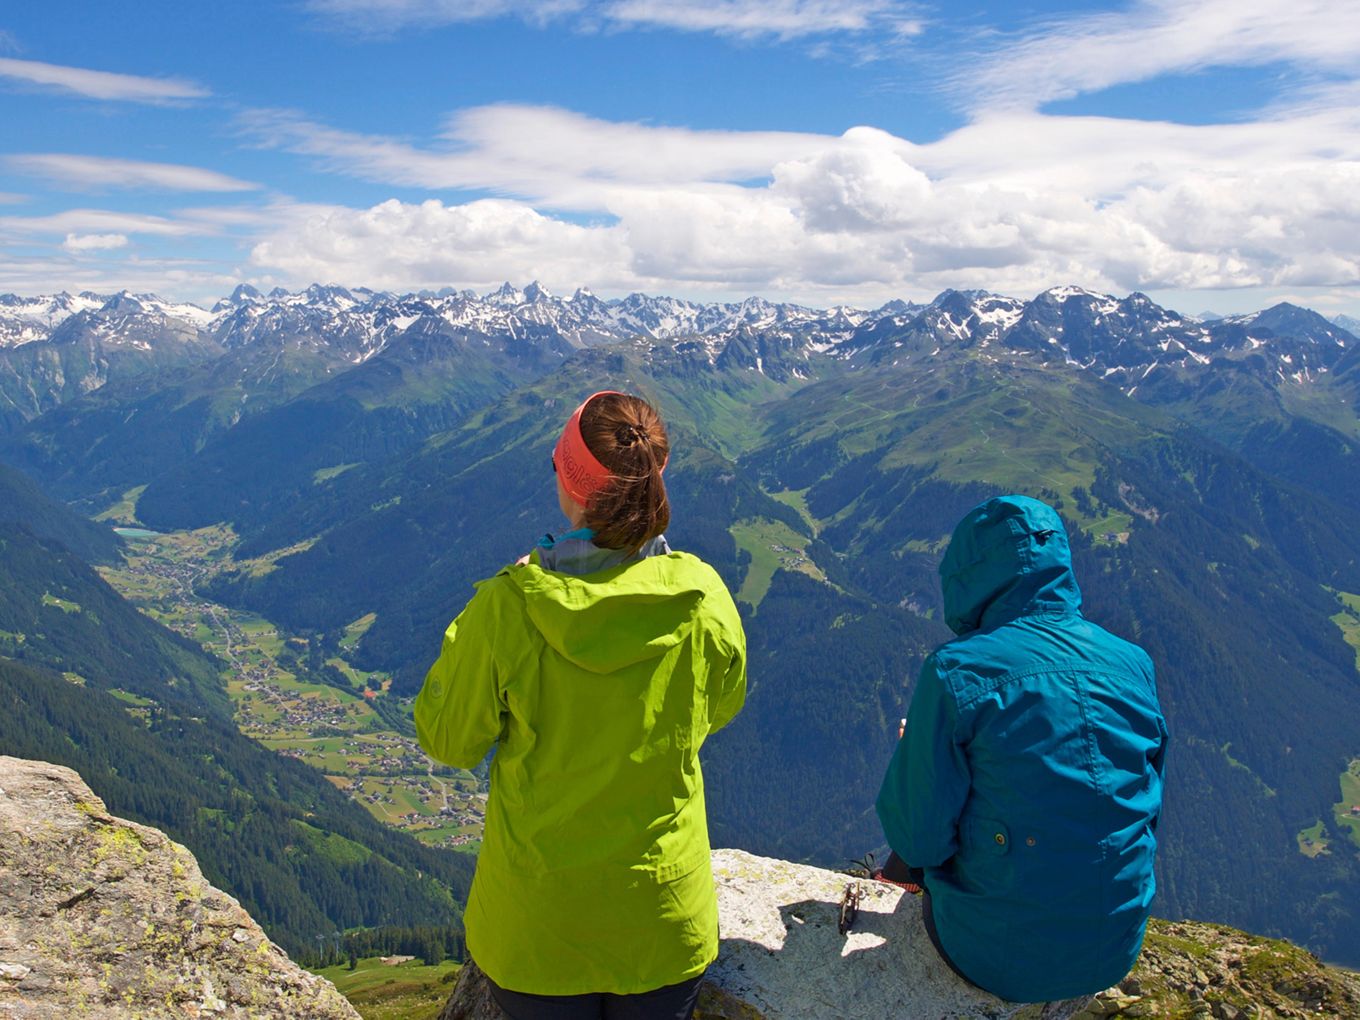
0, 755, 359, 1019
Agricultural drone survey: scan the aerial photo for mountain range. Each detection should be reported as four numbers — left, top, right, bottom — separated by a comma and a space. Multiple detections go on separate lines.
2, 281, 1359, 968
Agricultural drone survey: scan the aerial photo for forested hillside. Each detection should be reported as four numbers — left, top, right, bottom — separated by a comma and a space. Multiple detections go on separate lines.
0, 495, 473, 960
3, 283, 1359, 966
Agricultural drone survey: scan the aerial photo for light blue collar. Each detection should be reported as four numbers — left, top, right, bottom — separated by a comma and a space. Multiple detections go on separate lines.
535, 528, 671, 576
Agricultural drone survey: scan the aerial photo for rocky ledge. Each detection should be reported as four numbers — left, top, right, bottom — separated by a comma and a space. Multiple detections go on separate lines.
3, 754, 1357, 1020
441, 849, 1091, 1019
0, 756, 359, 1019
439, 849, 1360, 1020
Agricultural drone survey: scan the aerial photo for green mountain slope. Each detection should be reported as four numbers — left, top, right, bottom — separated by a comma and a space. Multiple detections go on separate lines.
194, 341, 1360, 964
0, 459, 119, 563
135, 323, 574, 537
733, 354, 1360, 963
0, 522, 473, 959
13, 299, 1360, 969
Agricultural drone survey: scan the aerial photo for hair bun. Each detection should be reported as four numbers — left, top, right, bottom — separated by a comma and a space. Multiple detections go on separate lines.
615, 422, 646, 447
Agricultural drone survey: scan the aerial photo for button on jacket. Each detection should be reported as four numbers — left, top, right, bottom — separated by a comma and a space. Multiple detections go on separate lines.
415, 548, 746, 996
876, 496, 1168, 1003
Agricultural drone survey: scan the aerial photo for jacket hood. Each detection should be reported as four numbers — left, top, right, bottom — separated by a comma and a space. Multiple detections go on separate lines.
506, 552, 709, 674
939, 495, 1082, 636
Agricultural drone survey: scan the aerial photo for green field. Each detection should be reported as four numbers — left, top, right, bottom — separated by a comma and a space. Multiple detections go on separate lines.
314, 957, 460, 1020
1335, 759, 1360, 849
730, 516, 825, 608
1297, 819, 1330, 858
1329, 589, 1360, 673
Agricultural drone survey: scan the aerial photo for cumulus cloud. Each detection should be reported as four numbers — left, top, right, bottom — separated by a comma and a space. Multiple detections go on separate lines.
306, 0, 916, 39
240, 94, 1360, 303
0, 57, 208, 103
250, 198, 634, 292
7, 154, 258, 193
61, 233, 130, 252
961, 0, 1360, 112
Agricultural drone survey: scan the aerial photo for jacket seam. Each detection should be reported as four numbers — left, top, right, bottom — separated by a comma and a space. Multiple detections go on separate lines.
949, 663, 1137, 710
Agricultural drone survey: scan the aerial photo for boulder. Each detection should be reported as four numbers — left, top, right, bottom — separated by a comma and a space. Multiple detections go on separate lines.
438, 848, 1091, 1019
0, 755, 359, 1019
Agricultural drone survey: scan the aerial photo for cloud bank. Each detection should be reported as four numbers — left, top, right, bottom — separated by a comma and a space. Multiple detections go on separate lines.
237, 97, 1360, 301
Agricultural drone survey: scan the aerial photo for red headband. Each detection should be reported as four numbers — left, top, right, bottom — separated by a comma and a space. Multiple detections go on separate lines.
553, 391, 623, 508
553, 390, 669, 508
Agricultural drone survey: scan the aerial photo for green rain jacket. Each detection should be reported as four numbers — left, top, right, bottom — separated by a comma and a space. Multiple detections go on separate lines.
876, 496, 1168, 1002
414, 548, 746, 996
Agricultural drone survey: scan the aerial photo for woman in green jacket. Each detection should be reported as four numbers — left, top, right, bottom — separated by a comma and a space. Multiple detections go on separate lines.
415, 391, 747, 1020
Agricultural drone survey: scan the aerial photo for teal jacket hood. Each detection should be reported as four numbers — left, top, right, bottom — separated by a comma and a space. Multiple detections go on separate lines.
940, 494, 1083, 635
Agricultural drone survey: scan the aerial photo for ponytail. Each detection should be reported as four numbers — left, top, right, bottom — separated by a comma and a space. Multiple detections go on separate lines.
577, 393, 670, 552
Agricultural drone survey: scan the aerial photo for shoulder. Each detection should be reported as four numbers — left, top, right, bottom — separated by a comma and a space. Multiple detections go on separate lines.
444, 570, 530, 638
664, 551, 745, 641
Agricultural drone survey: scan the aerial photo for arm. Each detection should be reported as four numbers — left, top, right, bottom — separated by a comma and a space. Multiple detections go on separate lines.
707, 582, 748, 734
875, 655, 972, 869
413, 582, 508, 770
709, 644, 747, 734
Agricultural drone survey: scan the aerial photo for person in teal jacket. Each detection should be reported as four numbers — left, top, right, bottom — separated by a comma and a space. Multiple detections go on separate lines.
876, 495, 1167, 1003
415, 391, 746, 1020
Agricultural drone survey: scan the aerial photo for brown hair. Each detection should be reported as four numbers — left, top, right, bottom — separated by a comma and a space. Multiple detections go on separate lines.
578, 392, 670, 552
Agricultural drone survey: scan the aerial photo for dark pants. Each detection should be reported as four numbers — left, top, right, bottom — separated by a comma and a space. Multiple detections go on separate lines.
487, 973, 706, 1020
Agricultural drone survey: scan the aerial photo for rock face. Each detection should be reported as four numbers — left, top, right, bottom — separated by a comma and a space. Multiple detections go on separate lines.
439, 849, 1091, 1019
1085, 918, 1360, 1019
0, 756, 359, 1019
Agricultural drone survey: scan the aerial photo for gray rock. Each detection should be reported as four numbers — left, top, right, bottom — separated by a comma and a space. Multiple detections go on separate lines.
439, 848, 1092, 1019
0, 755, 359, 1019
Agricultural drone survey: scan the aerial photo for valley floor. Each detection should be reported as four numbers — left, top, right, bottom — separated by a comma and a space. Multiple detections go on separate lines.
98, 524, 487, 851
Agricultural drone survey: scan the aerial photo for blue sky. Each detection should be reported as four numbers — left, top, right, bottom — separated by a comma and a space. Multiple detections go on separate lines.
1, 0, 1357, 317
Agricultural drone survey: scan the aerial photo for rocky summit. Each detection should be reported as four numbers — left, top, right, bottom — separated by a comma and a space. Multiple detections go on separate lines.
0, 756, 358, 1019
437, 850, 1360, 1020
440, 849, 1092, 1020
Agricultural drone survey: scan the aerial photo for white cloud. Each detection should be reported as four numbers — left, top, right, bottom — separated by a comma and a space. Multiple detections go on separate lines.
0, 209, 204, 238
306, 0, 916, 38
250, 198, 633, 292
61, 233, 130, 252
6, 155, 258, 193
238, 104, 827, 208
0, 253, 242, 305
242, 98, 1360, 304
0, 57, 209, 103
601, 1, 920, 40
961, 0, 1360, 112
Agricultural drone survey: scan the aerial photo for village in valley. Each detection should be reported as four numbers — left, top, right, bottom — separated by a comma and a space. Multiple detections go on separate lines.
98, 523, 486, 851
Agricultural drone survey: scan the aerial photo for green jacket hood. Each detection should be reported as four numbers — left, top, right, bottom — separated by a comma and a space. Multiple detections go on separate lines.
940, 495, 1082, 636
509, 552, 709, 674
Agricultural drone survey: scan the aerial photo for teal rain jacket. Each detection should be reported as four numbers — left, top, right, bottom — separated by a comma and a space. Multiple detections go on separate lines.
415, 548, 746, 996
876, 496, 1168, 1003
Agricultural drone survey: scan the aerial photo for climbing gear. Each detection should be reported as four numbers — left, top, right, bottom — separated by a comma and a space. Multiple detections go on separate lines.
838, 882, 861, 935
